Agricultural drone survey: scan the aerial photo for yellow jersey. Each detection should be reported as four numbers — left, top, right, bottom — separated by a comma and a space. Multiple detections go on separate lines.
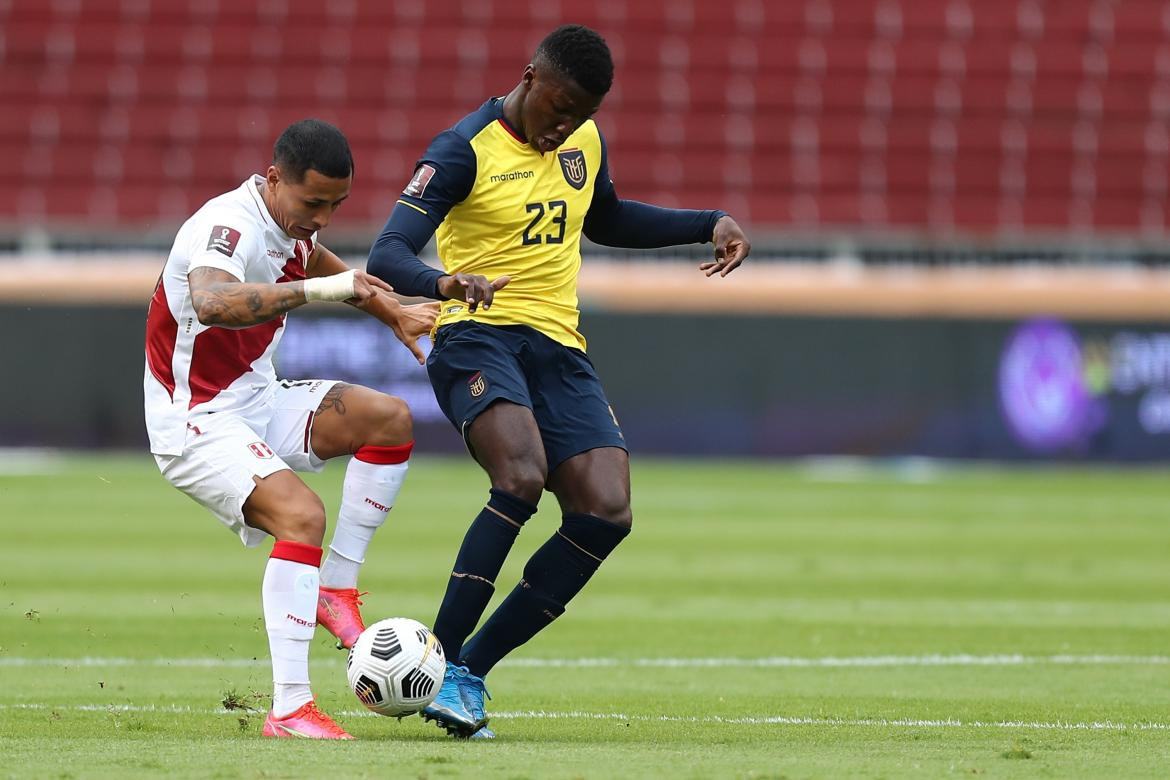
369, 97, 724, 351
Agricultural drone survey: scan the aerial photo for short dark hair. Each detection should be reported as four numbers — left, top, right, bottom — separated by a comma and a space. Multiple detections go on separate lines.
534, 25, 614, 97
272, 119, 354, 182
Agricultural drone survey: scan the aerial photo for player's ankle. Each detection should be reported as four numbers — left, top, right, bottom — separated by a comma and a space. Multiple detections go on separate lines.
272, 684, 312, 718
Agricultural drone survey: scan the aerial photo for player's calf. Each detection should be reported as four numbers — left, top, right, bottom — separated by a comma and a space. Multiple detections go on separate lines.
317, 439, 415, 647
458, 512, 630, 677
243, 472, 328, 545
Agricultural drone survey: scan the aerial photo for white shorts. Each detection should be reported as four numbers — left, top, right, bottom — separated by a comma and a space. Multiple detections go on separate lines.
153, 379, 339, 547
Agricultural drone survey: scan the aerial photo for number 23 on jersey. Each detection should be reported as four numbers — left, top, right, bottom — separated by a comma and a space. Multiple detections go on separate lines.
522, 200, 568, 245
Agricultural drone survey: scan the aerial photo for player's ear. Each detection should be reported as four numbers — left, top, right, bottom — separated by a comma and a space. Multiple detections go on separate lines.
265, 164, 281, 189
521, 64, 536, 89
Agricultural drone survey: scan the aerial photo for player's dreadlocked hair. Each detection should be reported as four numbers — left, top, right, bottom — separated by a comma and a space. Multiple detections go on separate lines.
534, 25, 614, 97
273, 119, 354, 182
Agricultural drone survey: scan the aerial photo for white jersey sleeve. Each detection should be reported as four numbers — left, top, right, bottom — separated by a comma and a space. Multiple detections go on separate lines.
187, 216, 254, 281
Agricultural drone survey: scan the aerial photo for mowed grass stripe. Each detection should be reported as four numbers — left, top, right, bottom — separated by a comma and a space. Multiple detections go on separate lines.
6, 703, 1170, 733
4, 653, 1170, 668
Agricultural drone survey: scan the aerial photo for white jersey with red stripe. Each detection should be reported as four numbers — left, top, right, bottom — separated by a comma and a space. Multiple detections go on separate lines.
143, 175, 316, 456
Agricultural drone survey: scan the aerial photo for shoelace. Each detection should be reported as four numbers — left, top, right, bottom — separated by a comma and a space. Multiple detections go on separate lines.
448, 663, 491, 699
340, 590, 368, 607
461, 672, 491, 701
302, 703, 346, 733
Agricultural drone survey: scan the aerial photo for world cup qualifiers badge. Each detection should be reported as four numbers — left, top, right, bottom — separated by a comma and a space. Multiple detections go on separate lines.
207, 226, 241, 257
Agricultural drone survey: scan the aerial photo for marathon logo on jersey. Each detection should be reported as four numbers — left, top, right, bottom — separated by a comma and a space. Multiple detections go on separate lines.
489, 169, 535, 184
248, 441, 275, 459
468, 371, 486, 398
557, 148, 587, 190
207, 226, 242, 257
404, 164, 436, 198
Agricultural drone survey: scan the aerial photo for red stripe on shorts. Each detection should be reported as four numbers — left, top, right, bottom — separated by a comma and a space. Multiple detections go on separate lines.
302, 410, 314, 454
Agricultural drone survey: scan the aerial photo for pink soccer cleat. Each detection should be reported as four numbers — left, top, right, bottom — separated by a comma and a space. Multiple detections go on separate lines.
262, 701, 354, 740
317, 587, 368, 649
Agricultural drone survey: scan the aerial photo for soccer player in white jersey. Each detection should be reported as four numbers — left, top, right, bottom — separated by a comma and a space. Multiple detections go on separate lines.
144, 119, 438, 739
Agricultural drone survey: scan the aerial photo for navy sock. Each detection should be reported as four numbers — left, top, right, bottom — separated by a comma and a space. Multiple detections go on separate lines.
461, 513, 630, 677
432, 489, 537, 662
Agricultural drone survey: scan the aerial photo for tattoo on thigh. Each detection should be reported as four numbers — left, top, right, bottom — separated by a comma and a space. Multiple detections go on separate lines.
318, 383, 351, 415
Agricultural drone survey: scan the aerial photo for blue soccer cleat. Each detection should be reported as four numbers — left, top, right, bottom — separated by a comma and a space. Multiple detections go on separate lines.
421, 662, 487, 738
469, 725, 495, 740
457, 669, 492, 728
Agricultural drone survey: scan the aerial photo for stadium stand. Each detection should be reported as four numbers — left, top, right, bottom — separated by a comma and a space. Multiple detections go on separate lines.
1, 0, 1169, 237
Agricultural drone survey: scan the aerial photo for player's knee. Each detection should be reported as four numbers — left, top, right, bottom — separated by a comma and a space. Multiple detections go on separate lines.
366, 394, 413, 446
600, 502, 633, 530
492, 466, 546, 504
579, 492, 632, 529
562, 498, 632, 529
279, 492, 328, 544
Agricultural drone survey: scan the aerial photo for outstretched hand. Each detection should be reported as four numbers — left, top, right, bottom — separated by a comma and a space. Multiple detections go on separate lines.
347, 292, 438, 365
390, 301, 441, 365
437, 273, 511, 313
700, 216, 751, 277
348, 270, 396, 302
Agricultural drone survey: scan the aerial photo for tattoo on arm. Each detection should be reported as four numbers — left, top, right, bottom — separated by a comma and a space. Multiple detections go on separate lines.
188, 267, 304, 327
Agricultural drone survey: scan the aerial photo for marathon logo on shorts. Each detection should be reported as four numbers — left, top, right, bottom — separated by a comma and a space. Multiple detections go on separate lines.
207, 226, 242, 257
404, 164, 436, 198
248, 441, 274, 459
557, 149, 587, 190
468, 371, 486, 398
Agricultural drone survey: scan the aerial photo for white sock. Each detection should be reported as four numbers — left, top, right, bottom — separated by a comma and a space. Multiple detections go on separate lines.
320, 444, 411, 590
263, 540, 321, 718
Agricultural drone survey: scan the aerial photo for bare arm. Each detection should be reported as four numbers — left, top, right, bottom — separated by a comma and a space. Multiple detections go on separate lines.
187, 266, 306, 329
309, 244, 438, 364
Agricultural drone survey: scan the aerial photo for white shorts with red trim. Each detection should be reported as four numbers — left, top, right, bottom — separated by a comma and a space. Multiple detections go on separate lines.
153, 379, 339, 547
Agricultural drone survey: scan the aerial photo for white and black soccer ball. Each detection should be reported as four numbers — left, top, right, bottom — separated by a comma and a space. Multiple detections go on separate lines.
346, 617, 446, 717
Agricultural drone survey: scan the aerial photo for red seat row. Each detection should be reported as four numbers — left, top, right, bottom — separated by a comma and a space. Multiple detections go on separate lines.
3, 0, 1170, 233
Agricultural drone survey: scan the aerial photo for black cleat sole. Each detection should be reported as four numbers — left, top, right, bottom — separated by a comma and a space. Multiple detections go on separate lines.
420, 710, 488, 739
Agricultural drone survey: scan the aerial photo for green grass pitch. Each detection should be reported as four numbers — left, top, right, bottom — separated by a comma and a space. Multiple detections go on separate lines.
2, 453, 1169, 778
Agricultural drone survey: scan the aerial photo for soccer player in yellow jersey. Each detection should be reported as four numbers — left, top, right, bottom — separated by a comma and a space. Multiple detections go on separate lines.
367, 25, 750, 738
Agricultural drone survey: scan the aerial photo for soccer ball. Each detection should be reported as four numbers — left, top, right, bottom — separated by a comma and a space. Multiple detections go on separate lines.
346, 617, 446, 717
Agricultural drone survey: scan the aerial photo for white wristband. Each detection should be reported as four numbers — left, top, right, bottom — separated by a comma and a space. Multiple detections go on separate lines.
303, 269, 357, 302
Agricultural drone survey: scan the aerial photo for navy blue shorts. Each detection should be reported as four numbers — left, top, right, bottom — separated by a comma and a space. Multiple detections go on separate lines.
426, 321, 626, 471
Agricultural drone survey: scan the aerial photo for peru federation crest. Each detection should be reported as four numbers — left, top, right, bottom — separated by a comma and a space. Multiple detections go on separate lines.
557, 149, 587, 190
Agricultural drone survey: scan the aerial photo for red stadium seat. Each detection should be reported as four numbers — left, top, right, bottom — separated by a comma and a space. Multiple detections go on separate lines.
2, 0, 1167, 232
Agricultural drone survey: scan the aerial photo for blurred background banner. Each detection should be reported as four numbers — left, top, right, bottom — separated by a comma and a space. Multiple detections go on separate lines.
0, 0, 1168, 460
2, 298, 1168, 460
